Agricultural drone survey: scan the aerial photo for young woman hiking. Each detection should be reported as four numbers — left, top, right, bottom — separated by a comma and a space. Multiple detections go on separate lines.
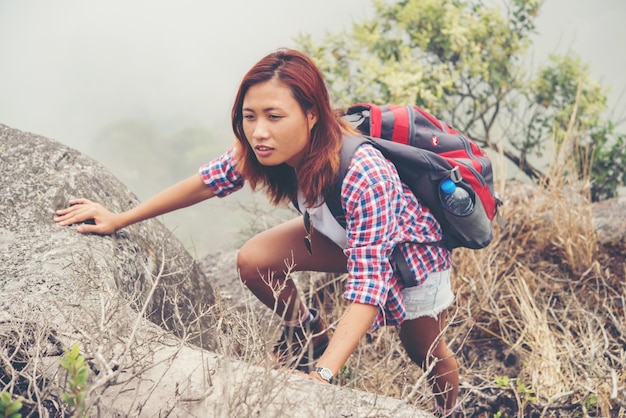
54, 48, 460, 416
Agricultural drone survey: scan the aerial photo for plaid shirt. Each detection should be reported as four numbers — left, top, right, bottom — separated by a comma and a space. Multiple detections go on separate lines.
199, 145, 451, 331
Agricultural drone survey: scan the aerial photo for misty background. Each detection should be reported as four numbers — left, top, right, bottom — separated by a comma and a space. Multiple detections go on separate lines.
1, 0, 625, 257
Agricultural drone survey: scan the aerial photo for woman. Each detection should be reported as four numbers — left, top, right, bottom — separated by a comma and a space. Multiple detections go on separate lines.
54, 48, 460, 415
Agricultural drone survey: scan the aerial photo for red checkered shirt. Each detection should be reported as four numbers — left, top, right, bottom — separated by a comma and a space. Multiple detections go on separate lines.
199, 144, 451, 331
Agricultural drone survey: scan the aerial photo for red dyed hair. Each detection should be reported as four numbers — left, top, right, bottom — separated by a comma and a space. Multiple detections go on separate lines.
231, 48, 358, 207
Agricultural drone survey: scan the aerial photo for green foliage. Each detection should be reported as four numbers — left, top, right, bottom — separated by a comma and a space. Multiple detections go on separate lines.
532, 54, 607, 136
0, 392, 22, 418
495, 375, 537, 402
580, 393, 599, 416
588, 127, 626, 201
60, 344, 90, 416
495, 375, 537, 414
337, 364, 356, 384
298, 0, 540, 126
528, 53, 626, 200
297, 0, 625, 200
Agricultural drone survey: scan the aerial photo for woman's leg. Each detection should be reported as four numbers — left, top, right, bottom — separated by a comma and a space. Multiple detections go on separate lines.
237, 216, 347, 321
238, 216, 347, 370
399, 311, 459, 414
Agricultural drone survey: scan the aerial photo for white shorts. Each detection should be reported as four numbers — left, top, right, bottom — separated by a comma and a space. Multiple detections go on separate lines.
401, 269, 454, 320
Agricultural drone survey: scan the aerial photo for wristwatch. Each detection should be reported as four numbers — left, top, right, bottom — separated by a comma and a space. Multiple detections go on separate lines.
314, 367, 333, 384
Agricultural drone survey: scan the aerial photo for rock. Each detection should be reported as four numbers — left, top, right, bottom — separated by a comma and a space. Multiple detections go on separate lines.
592, 195, 626, 276
0, 123, 216, 349
592, 195, 626, 252
90, 336, 434, 417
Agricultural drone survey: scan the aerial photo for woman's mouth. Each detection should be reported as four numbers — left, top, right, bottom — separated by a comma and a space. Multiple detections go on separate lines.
254, 145, 274, 159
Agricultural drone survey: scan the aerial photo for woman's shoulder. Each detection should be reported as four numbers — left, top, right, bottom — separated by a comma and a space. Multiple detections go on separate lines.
346, 142, 396, 179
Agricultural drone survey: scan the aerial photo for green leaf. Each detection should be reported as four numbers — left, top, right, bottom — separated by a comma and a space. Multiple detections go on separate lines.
6, 400, 22, 415
0, 391, 9, 402
61, 393, 74, 406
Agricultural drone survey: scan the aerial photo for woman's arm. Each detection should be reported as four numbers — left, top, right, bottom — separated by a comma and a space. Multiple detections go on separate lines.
54, 173, 214, 234
310, 302, 378, 382
309, 146, 402, 382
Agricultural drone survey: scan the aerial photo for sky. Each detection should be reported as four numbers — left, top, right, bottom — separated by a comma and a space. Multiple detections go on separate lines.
1, 0, 625, 254
0, 1, 373, 151
1, 0, 625, 152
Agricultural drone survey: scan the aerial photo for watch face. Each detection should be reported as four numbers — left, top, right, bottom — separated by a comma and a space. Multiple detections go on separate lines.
317, 367, 333, 382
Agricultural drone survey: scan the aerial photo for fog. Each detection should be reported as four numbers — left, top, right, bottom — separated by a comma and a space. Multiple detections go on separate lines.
1, 0, 625, 255
0, 1, 373, 150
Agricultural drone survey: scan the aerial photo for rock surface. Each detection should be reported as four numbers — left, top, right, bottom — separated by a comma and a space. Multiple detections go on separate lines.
591, 195, 626, 277
592, 195, 626, 253
0, 124, 433, 417
0, 123, 216, 349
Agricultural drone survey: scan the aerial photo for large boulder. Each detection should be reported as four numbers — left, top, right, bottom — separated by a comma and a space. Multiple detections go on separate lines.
0, 123, 216, 348
0, 124, 432, 417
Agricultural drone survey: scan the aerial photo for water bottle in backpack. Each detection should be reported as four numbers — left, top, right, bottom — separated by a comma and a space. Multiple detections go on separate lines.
440, 178, 474, 216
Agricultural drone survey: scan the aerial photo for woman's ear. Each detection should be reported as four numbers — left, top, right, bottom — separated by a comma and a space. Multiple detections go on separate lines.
307, 110, 318, 130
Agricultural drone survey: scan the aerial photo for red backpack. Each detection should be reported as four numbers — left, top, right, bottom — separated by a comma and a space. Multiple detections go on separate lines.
328, 103, 502, 255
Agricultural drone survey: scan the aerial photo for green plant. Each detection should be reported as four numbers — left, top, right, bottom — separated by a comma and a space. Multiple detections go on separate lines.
496, 375, 537, 402
337, 364, 356, 384
581, 394, 599, 416
60, 344, 90, 416
495, 375, 537, 415
494, 375, 511, 388
515, 379, 537, 403
0, 392, 22, 418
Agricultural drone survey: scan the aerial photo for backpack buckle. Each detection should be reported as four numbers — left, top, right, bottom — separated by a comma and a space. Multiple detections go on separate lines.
450, 166, 462, 183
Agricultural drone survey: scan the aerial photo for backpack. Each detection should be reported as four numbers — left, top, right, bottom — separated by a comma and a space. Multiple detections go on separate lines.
327, 103, 502, 275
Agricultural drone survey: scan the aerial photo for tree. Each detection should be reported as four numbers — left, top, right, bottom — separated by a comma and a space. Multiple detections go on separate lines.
296, 0, 625, 201
528, 54, 626, 201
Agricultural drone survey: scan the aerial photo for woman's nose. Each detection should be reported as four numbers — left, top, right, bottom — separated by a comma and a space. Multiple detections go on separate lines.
252, 120, 270, 140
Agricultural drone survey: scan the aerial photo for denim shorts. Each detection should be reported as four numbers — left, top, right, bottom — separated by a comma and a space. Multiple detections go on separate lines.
401, 269, 454, 320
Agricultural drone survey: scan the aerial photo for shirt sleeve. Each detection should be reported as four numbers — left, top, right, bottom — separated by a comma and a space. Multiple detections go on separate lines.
198, 147, 245, 198
342, 146, 402, 308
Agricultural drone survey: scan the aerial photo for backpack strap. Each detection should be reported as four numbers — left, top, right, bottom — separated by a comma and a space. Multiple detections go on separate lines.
326, 135, 418, 287
325, 135, 367, 228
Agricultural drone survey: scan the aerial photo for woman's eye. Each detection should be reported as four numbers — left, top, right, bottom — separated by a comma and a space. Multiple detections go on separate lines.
268, 114, 282, 120
243, 114, 255, 120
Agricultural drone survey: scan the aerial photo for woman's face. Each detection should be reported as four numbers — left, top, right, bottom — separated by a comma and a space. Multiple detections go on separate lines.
242, 78, 317, 168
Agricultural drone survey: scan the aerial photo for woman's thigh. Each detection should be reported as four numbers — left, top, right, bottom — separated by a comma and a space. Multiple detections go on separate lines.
237, 216, 348, 279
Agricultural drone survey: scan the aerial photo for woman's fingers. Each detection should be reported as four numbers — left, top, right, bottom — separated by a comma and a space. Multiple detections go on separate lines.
75, 221, 107, 234
53, 200, 117, 234
68, 198, 93, 206
54, 202, 93, 224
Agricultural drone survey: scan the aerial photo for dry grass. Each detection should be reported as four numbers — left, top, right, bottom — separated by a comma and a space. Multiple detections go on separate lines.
216, 157, 625, 416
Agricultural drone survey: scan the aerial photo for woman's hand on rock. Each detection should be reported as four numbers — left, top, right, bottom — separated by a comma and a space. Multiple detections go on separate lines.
54, 198, 120, 234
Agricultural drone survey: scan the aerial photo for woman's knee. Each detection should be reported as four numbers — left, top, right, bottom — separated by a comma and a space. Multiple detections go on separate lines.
399, 316, 450, 366
237, 239, 268, 284
401, 339, 429, 366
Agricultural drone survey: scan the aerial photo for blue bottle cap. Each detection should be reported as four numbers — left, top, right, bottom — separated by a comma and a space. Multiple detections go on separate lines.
440, 178, 456, 194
